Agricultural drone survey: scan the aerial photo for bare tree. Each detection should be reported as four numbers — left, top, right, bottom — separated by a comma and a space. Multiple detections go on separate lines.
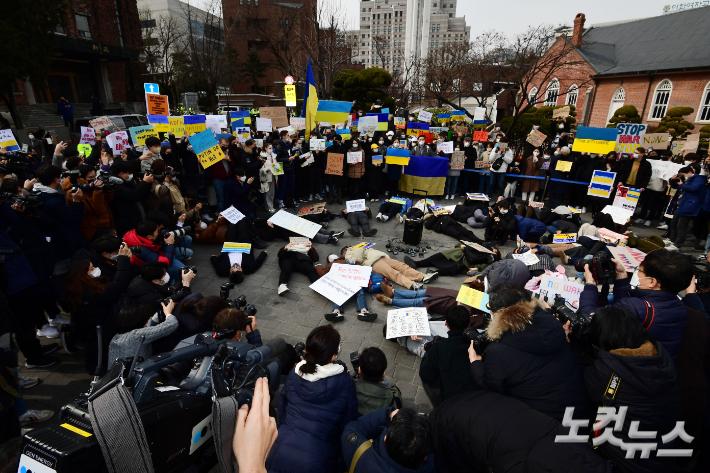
387, 56, 422, 110
372, 35, 389, 68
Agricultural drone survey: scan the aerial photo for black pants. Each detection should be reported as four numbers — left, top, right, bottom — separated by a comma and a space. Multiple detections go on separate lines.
444, 223, 483, 243
387, 179, 400, 196
638, 189, 665, 221
347, 178, 362, 198
483, 218, 511, 243
669, 215, 693, 244
278, 256, 320, 286
412, 253, 460, 276
380, 202, 403, 219
347, 212, 370, 233
6, 285, 47, 362
226, 218, 260, 243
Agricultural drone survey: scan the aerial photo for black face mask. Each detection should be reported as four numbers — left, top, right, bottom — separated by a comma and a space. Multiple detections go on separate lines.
326, 134, 334, 140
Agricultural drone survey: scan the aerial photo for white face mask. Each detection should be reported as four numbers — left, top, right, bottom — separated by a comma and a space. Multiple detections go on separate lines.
464, 142, 470, 147
533, 151, 539, 157
150, 147, 161, 155
418, 141, 425, 146
89, 267, 101, 278
125, 174, 133, 181
199, 221, 207, 229
240, 176, 246, 182
500, 209, 508, 214
379, 140, 384, 145
684, 161, 691, 165
633, 153, 640, 159
629, 270, 652, 290
495, 127, 500, 131
559, 124, 564, 129
161, 272, 170, 285
496, 138, 500, 143
455, 147, 460, 151
328, 254, 338, 263
544, 155, 550, 160
352, 143, 358, 149
28, 135, 34, 140
532, 126, 539, 130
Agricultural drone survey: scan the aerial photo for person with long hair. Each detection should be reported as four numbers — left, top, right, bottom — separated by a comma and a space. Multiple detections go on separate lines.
167, 294, 229, 346
266, 325, 357, 473
64, 245, 133, 374
107, 301, 178, 365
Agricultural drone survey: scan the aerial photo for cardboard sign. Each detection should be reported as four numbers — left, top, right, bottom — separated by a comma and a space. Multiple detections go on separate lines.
329, 263, 372, 288
89, 116, 113, 130
346, 199, 366, 213
220, 206, 246, 224
451, 151, 465, 170
168, 116, 184, 135
438, 141, 454, 154
290, 117, 305, 130
671, 140, 686, 156
79, 126, 95, 144
347, 151, 363, 164
197, 145, 225, 169
642, 133, 670, 149
555, 160, 572, 172
385, 308, 431, 339
512, 252, 540, 266
608, 246, 646, 272
310, 272, 361, 306
221, 242, 252, 253
268, 209, 322, 238
473, 130, 488, 142
588, 170, 616, 198
615, 123, 648, 155
613, 186, 641, 212
456, 286, 490, 313
298, 202, 326, 216
326, 153, 344, 175
461, 241, 496, 254
552, 106, 571, 119
685, 133, 700, 153
539, 275, 584, 311
129, 125, 158, 146
553, 234, 577, 243
259, 107, 289, 128
418, 110, 433, 122
272, 162, 284, 175
526, 129, 547, 148
256, 117, 273, 132
147, 94, 169, 116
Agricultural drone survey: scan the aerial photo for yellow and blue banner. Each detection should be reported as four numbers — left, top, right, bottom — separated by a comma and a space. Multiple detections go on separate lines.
147, 114, 170, 132
386, 147, 410, 166
572, 126, 617, 154
0, 129, 19, 151
302, 57, 319, 137
366, 113, 389, 131
451, 110, 466, 117
230, 110, 251, 125
588, 170, 616, 198
399, 155, 448, 195
438, 113, 451, 123
336, 128, 351, 140
222, 243, 252, 253
316, 100, 352, 124
184, 115, 207, 134
407, 122, 430, 136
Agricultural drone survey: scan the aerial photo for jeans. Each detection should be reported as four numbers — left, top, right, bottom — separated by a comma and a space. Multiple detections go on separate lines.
213, 179, 230, 214
333, 288, 366, 312
276, 173, 296, 202
478, 172, 489, 194
546, 222, 558, 234
444, 175, 459, 196
487, 172, 505, 196
392, 289, 428, 309
174, 235, 193, 261
167, 258, 185, 283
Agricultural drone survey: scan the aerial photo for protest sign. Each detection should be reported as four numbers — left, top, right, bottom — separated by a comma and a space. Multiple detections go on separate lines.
329, 264, 372, 287
466, 193, 490, 201
221, 243, 252, 253
613, 186, 641, 212
310, 273, 361, 306
107, 131, 130, 153
146, 94, 169, 116
357, 116, 378, 135
147, 114, 170, 132
129, 125, 158, 146
347, 151, 363, 163
526, 129, 547, 148
473, 107, 487, 124
289, 237, 311, 244
89, 116, 113, 130
346, 199, 367, 213
77, 144, 92, 156
197, 146, 225, 169
79, 126, 95, 144
168, 116, 184, 135
553, 234, 577, 243
407, 122, 430, 136
184, 115, 207, 133
268, 209, 321, 238
461, 241, 496, 254
271, 162, 284, 175
256, 117, 273, 132
418, 110, 433, 122
394, 117, 406, 128
642, 133, 670, 149
555, 160, 573, 172
541, 161, 550, 170
326, 153, 344, 175
456, 286, 490, 313
473, 130, 488, 142
298, 202, 326, 216
650, 160, 683, 181
284, 85, 297, 106
372, 155, 383, 165
512, 252, 540, 266
389, 197, 408, 205
385, 308, 431, 339
310, 138, 325, 151
602, 205, 634, 225
552, 106, 571, 119
290, 117, 305, 130
431, 205, 451, 216
438, 141, 454, 154
259, 107, 289, 128
615, 123, 648, 155
598, 227, 628, 244
300, 153, 315, 167
497, 142, 508, 150
430, 127, 448, 135
438, 113, 451, 123
671, 140, 686, 156
588, 170, 616, 198
608, 246, 646, 272
206, 115, 228, 129
474, 161, 491, 169
685, 133, 700, 153
451, 151, 465, 170
188, 129, 218, 155
528, 200, 545, 208
539, 276, 584, 310
220, 206, 245, 224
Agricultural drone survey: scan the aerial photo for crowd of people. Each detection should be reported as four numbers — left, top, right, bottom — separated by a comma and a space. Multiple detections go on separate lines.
1, 107, 710, 473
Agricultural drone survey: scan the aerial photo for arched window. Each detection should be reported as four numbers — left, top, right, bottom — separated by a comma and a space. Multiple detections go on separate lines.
649, 79, 672, 119
528, 87, 538, 105
566, 85, 578, 106
544, 79, 559, 107
607, 87, 626, 124
697, 82, 710, 122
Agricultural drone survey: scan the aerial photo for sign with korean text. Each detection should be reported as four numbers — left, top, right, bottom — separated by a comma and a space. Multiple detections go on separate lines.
290, 117, 305, 130
473, 130, 488, 141
220, 206, 246, 224
438, 141, 454, 154
552, 106, 571, 119
346, 199, 366, 212
456, 286, 490, 313
107, 131, 130, 153
329, 264, 372, 287
650, 160, 683, 181
284, 85, 297, 106
221, 243, 252, 253
168, 117, 184, 135
615, 123, 648, 155
526, 129, 547, 148
184, 115, 207, 134
418, 110, 433, 122
197, 146, 225, 169
89, 116, 113, 130
326, 153, 344, 175
385, 308, 431, 339
553, 234, 577, 243
147, 114, 170, 132
129, 125, 158, 146
146, 94, 169, 116
259, 107, 289, 128
310, 272, 360, 306
79, 126, 95, 144
555, 160, 573, 172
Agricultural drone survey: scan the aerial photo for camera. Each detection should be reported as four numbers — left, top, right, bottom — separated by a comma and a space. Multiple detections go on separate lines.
546, 294, 592, 344
464, 326, 492, 354
152, 169, 180, 180
574, 251, 615, 283
0, 151, 34, 180
219, 283, 255, 314
126, 245, 142, 255
0, 191, 44, 215
181, 265, 197, 275
162, 226, 191, 239
350, 351, 360, 378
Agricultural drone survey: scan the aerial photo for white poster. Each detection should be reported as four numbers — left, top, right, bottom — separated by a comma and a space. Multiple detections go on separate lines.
357, 116, 378, 134
107, 131, 130, 154
346, 199, 367, 213
385, 308, 431, 339
438, 141, 454, 154
310, 272, 360, 306
256, 117, 273, 132
417, 110, 433, 122
79, 126, 95, 144
347, 151, 363, 163
608, 246, 646, 272
290, 117, 306, 130
538, 275, 584, 311
650, 160, 683, 181
512, 252, 540, 266
601, 205, 634, 226
220, 206, 245, 224
329, 263, 372, 287
267, 209, 321, 238
311, 138, 325, 151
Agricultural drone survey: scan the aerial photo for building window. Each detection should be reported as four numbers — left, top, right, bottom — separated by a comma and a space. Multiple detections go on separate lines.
650, 79, 672, 119
528, 87, 538, 105
697, 82, 710, 122
436, 24, 440, 32
75, 14, 91, 39
607, 87, 626, 124
141, 19, 157, 29
544, 79, 559, 106
566, 85, 578, 106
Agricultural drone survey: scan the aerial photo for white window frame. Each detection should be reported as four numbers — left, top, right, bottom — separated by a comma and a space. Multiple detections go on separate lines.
648, 79, 672, 121
696, 81, 710, 123
566, 84, 578, 106
544, 79, 559, 107
607, 87, 626, 125
528, 87, 538, 105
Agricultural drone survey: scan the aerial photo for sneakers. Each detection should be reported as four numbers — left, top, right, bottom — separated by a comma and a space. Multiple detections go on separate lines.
326, 235, 339, 245
267, 208, 277, 214
444, 195, 450, 200
363, 229, 378, 237
371, 199, 377, 202
278, 201, 286, 209
380, 283, 394, 298
397, 214, 405, 224
308, 194, 313, 201
36, 324, 59, 339
376, 294, 393, 305
644, 220, 652, 227
657, 223, 668, 230
357, 309, 378, 322
411, 282, 424, 291
382, 215, 389, 222
332, 230, 345, 238
278, 284, 289, 296
18, 376, 39, 389
403, 255, 417, 268
48, 315, 70, 327
321, 221, 329, 228
634, 218, 645, 224
25, 355, 56, 369
315, 193, 323, 200
581, 207, 587, 214
666, 244, 679, 252
422, 271, 439, 284
19, 409, 54, 423
347, 228, 361, 237
376, 212, 383, 221
324, 310, 345, 322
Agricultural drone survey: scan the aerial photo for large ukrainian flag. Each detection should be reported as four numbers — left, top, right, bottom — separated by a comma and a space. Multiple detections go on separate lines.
399, 155, 448, 196
315, 100, 352, 124
572, 126, 617, 154
302, 57, 319, 138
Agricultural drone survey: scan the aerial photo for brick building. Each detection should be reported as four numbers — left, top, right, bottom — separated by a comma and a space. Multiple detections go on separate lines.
526, 8, 710, 135
12, 0, 144, 107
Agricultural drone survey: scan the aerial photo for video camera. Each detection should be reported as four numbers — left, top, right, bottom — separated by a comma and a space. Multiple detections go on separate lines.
62, 170, 116, 193
0, 151, 34, 180
574, 251, 615, 284
19, 328, 275, 473
0, 191, 44, 215
152, 169, 180, 180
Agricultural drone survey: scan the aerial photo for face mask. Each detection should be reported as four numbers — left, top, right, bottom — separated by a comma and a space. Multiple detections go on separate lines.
455, 147, 460, 151
418, 141, 425, 146
495, 127, 501, 131
532, 126, 539, 130
559, 124, 564, 129
161, 273, 170, 285
28, 135, 34, 140
150, 147, 161, 154
533, 151, 539, 157
199, 221, 207, 229
240, 176, 246, 182
109, 254, 120, 261
544, 155, 550, 160
358, 112, 363, 117
352, 143, 358, 149
629, 270, 652, 290
487, 148, 493, 152
378, 140, 384, 145
464, 142, 470, 147
500, 209, 508, 214
328, 254, 338, 263
89, 267, 101, 278
633, 153, 640, 159
684, 161, 691, 165
496, 138, 500, 142
125, 174, 133, 181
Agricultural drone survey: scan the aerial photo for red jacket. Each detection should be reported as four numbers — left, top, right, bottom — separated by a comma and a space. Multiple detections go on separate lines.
122, 229, 172, 266
211, 150, 236, 181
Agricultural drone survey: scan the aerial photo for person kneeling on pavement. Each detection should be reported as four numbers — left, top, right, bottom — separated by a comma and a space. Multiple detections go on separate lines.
483, 198, 516, 245
353, 347, 403, 417
342, 245, 436, 290
319, 254, 378, 322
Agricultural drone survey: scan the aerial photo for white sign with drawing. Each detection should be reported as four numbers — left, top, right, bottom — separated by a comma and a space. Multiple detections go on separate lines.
310, 272, 360, 306
346, 199, 367, 213
417, 110, 433, 122
347, 151, 363, 163
512, 252, 540, 266
385, 308, 431, 339
220, 206, 245, 224
329, 263, 372, 287
256, 117, 273, 132
267, 209, 321, 238
438, 141, 454, 154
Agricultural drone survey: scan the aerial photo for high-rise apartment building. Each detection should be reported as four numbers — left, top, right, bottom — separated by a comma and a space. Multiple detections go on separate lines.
346, 0, 470, 75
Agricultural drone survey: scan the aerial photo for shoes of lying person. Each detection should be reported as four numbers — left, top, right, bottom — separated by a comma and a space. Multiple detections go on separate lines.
332, 230, 345, 238
327, 235, 339, 245
278, 284, 289, 295
48, 315, 70, 327
324, 311, 345, 322
315, 194, 323, 200
644, 220, 652, 227
634, 218, 644, 224
657, 223, 668, 230
347, 228, 361, 237
253, 237, 268, 249
363, 229, 378, 237
403, 255, 416, 268
357, 308, 378, 322
25, 355, 56, 369
411, 282, 424, 291
422, 272, 439, 284
18, 376, 40, 389
376, 294, 392, 305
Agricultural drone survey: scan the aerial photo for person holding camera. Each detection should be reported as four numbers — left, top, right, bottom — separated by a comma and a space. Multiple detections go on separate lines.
64, 245, 133, 374
109, 161, 154, 237
212, 307, 263, 347
341, 407, 434, 473
266, 325, 358, 473
468, 283, 590, 422
66, 164, 115, 241
107, 300, 179, 366
352, 347, 402, 416
91, 235, 126, 281
167, 294, 230, 347
667, 165, 707, 249
122, 220, 186, 281
150, 160, 185, 214
126, 261, 195, 309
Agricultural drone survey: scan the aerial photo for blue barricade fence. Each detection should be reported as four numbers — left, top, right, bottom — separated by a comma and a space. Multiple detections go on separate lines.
459, 168, 590, 186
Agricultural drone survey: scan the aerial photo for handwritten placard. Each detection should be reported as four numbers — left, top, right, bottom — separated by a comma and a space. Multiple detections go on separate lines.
643, 133, 670, 149
608, 246, 646, 272
438, 141, 454, 154
256, 117, 272, 132
385, 308, 431, 339
326, 153, 344, 175
310, 272, 360, 306
259, 107, 289, 128
89, 116, 113, 130
553, 234, 577, 243
329, 263, 372, 287
221, 242, 252, 253
555, 160, 573, 172
297, 202, 325, 216
346, 199, 366, 213
473, 130, 488, 141
79, 126, 95, 144
461, 241, 496, 254
552, 106, 571, 119
221, 206, 245, 224
456, 286, 490, 313
347, 151, 363, 163
417, 110, 433, 122
512, 252, 540, 266
526, 129, 547, 148
539, 275, 583, 311
451, 150, 465, 170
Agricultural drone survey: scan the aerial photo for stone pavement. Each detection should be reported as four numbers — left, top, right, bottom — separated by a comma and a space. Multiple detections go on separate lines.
19, 197, 695, 419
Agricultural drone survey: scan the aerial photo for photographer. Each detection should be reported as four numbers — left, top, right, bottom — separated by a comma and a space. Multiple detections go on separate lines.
107, 300, 179, 365
64, 245, 133, 374
353, 347, 402, 416
468, 283, 590, 422
110, 161, 154, 237
341, 408, 434, 473
668, 165, 707, 249
578, 249, 693, 360
90, 235, 126, 281
67, 164, 115, 241
168, 294, 229, 347
122, 220, 184, 281
150, 160, 185, 214
212, 307, 263, 348
126, 261, 195, 309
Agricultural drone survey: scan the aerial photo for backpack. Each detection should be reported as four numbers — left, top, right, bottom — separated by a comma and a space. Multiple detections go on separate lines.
366, 274, 387, 293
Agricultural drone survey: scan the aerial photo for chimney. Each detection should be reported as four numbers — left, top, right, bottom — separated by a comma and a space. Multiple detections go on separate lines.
572, 13, 586, 47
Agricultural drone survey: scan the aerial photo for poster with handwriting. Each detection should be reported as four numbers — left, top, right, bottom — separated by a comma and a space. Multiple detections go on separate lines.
385, 308, 431, 339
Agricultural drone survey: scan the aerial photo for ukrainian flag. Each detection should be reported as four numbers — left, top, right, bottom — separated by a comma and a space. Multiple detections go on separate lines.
407, 122, 429, 136
336, 128, 351, 140
573, 127, 617, 154
399, 155, 448, 195
316, 100, 352, 124
302, 57, 319, 137
589, 170, 616, 198
386, 147, 410, 165
230, 110, 251, 125
231, 118, 245, 128
367, 113, 389, 131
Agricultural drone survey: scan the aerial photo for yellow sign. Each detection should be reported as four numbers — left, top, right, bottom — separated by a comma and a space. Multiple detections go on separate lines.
572, 138, 617, 154
352, 243, 368, 249
169, 117, 184, 135
197, 144, 225, 169
285, 85, 297, 107
222, 242, 252, 253
455, 285, 490, 312
185, 122, 207, 134
152, 124, 170, 133
134, 128, 159, 146
385, 156, 410, 166
555, 160, 573, 172
553, 233, 577, 243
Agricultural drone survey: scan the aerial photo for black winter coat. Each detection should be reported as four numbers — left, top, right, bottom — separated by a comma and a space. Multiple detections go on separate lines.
419, 329, 476, 403
430, 390, 612, 473
470, 301, 591, 422
275, 139, 293, 174
110, 180, 151, 237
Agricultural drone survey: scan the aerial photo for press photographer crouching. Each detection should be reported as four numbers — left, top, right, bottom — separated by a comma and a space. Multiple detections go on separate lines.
123, 220, 184, 282
126, 261, 195, 309
468, 283, 590, 422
